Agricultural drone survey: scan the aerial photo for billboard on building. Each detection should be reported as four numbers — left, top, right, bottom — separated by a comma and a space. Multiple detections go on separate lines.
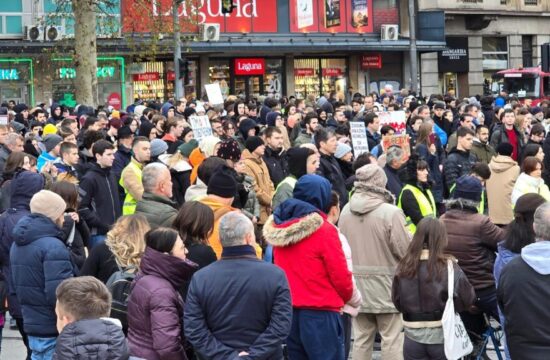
289, 0, 373, 33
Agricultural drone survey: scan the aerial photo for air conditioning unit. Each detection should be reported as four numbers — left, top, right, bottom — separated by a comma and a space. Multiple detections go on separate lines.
25, 25, 44, 41
381, 24, 399, 41
45, 25, 65, 41
199, 23, 220, 42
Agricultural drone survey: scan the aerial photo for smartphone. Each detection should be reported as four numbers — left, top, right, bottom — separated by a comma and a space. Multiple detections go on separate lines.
429, 133, 436, 145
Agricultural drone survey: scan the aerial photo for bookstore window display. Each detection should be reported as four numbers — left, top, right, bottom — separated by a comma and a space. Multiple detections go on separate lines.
294, 58, 347, 99
209, 60, 230, 99
132, 62, 166, 102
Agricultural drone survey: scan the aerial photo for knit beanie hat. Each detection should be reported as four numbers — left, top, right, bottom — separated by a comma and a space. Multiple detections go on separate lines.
216, 139, 241, 162
30, 190, 66, 222
43, 124, 58, 136
43, 134, 63, 153
150, 139, 168, 158
496, 142, 514, 157
178, 139, 199, 158
245, 136, 264, 153
293, 174, 332, 213
238, 118, 259, 140
207, 165, 238, 198
287, 147, 313, 179
355, 164, 388, 189
453, 175, 482, 202
334, 143, 352, 159
199, 136, 221, 157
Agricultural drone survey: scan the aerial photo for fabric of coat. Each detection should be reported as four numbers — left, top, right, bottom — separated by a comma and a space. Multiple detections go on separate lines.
127, 247, 197, 360
185, 180, 207, 202
292, 131, 313, 147
511, 172, 550, 206
135, 192, 178, 229
0, 144, 11, 182
542, 134, 550, 186
53, 318, 129, 360
318, 153, 348, 207
120, 158, 144, 215
440, 202, 504, 290
383, 165, 404, 199
392, 253, 475, 339
199, 196, 237, 259
241, 149, 274, 224
60, 214, 88, 270
339, 183, 410, 313
272, 176, 297, 211
486, 155, 520, 225
262, 146, 288, 188
497, 241, 550, 360
470, 139, 497, 165
79, 241, 119, 284
415, 143, 444, 203
443, 148, 477, 191
159, 154, 192, 207
490, 125, 525, 159
263, 198, 353, 311
184, 245, 292, 360
0, 171, 44, 319
78, 163, 122, 236
10, 213, 75, 337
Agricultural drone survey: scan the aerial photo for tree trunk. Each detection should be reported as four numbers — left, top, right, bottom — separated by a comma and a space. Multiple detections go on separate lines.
72, 0, 98, 107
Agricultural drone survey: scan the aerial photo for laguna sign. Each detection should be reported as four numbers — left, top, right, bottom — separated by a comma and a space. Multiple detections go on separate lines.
234, 58, 265, 75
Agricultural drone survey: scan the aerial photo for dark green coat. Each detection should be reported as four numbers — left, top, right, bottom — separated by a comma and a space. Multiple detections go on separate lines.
135, 192, 178, 229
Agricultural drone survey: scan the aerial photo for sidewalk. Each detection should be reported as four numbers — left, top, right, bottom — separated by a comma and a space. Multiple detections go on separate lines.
1, 316, 27, 360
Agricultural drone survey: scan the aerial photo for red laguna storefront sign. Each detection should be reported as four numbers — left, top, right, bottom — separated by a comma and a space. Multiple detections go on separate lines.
234, 58, 265, 75
295, 68, 315, 76
361, 54, 382, 69
322, 68, 343, 76
132, 72, 160, 81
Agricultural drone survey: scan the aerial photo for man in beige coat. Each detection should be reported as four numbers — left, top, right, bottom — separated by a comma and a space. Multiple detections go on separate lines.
339, 164, 410, 360
486, 142, 520, 226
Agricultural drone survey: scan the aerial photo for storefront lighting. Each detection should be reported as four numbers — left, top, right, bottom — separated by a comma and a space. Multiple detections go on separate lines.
0, 58, 34, 105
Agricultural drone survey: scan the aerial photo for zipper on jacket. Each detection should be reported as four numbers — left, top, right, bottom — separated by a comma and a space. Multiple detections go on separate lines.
105, 176, 116, 220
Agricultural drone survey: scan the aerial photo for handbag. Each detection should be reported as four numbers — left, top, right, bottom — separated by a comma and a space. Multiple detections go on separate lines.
442, 259, 473, 360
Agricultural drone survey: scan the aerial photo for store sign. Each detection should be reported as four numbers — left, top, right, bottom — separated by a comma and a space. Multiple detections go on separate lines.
132, 72, 160, 81
295, 68, 315, 76
59, 66, 115, 79
322, 68, 343, 76
107, 93, 122, 110
438, 37, 469, 73
234, 58, 265, 75
167, 71, 176, 81
0, 69, 19, 81
361, 54, 382, 69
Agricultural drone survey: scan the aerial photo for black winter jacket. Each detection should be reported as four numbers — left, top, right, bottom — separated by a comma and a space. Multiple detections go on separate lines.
317, 153, 348, 207
53, 318, 129, 360
443, 148, 477, 191
263, 147, 288, 187
61, 214, 89, 270
79, 241, 119, 284
78, 163, 122, 235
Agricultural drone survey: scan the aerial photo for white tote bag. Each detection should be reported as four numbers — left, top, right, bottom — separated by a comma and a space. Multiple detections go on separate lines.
442, 259, 473, 360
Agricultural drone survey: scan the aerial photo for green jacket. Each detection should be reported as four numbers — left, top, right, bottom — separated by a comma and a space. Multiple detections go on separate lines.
135, 192, 178, 229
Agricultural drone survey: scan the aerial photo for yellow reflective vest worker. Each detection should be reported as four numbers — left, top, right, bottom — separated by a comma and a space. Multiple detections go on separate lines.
119, 158, 144, 215
398, 184, 436, 234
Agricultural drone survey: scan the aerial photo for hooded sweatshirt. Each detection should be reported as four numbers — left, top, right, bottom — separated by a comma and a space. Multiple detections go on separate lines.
486, 155, 520, 224
497, 241, 550, 359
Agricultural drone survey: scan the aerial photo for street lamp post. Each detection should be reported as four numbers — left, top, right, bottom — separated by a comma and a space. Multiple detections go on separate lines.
408, 0, 418, 94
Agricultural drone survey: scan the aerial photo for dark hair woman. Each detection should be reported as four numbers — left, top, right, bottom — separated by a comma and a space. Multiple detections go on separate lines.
397, 153, 437, 234
414, 121, 444, 207
493, 193, 546, 359
127, 227, 198, 360
392, 217, 475, 360
50, 181, 90, 270
0, 152, 37, 212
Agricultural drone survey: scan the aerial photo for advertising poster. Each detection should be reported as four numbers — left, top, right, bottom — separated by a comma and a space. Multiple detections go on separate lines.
324, 0, 341, 28
290, 0, 372, 33
382, 135, 411, 161
297, 0, 315, 29
189, 115, 213, 142
377, 111, 407, 134
350, 121, 369, 155
351, 0, 368, 28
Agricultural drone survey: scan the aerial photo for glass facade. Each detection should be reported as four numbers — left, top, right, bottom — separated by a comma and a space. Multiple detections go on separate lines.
294, 58, 347, 99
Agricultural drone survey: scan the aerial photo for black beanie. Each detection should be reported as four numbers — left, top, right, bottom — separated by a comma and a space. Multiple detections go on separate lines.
207, 165, 238, 198
245, 136, 264, 153
496, 142, 514, 157
287, 147, 313, 179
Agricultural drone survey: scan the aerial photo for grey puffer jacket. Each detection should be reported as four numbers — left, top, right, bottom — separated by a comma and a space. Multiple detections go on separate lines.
53, 318, 129, 360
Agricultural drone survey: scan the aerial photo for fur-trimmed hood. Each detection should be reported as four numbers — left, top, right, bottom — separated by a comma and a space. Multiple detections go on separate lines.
263, 198, 324, 247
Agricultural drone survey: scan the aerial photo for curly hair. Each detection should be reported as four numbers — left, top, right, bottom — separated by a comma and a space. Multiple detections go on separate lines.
105, 214, 150, 268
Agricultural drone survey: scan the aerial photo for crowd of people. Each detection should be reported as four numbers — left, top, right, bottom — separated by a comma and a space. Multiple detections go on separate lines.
0, 86, 549, 360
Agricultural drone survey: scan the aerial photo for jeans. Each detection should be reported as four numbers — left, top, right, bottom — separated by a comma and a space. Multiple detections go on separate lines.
89, 234, 107, 249
263, 244, 273, 263
28, 336, 56, 360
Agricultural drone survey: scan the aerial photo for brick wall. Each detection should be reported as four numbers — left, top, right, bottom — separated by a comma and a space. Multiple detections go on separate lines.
373, 7, 399, 33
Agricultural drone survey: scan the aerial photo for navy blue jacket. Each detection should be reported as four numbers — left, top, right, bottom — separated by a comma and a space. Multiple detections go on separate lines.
184, 245, 292, 360
10, 213, 75, 337
0, 171, 44, 318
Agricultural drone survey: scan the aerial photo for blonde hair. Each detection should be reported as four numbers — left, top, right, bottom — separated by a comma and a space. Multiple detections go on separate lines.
105, 214, 150, 268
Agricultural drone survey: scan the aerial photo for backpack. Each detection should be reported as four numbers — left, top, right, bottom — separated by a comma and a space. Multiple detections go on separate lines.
106, 264, 137, 334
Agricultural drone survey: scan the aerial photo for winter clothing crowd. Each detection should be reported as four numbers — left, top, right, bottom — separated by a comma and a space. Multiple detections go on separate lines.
0, 87, 550, 360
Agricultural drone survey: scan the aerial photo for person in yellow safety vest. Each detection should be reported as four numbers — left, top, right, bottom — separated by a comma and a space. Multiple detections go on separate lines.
449, 162, 491, 215
120, 137, 151, 215
398, 154, 436, 234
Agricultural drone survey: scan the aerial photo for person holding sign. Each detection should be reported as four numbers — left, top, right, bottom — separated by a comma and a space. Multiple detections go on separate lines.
398, 154, 436, 234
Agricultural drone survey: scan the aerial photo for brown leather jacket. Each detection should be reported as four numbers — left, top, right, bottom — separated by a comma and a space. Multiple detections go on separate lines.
392, 254, 475, 324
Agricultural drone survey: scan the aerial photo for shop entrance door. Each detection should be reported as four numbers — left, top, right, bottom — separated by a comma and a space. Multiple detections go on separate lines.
235, 76, 263, 100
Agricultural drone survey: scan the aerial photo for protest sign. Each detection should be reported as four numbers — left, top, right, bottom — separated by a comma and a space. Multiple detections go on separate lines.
189, 115, 213, 142
377, 111, 407, 134
382, 134, 411, 161
204, 83, 224, 105
350, 121, 369, 155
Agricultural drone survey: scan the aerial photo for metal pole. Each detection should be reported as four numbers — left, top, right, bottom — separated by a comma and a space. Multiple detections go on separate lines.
408, 0, 418, 94
173, 0, 184, 99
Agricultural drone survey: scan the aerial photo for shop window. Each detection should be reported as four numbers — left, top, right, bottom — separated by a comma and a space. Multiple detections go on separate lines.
294, 59, 321, 99
264, 59, 283, 99
132, 62, 165, 103
3, 0, 22, 12
522, 35, 533, 68
209, 60, 230, 99
482, 37, 508, 71
294, 58, 347, 99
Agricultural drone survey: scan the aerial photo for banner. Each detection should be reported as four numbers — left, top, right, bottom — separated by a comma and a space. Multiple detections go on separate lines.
377, 111, 407, 134
189, 115, 213, 142
349, 121, 369, 155
289, 0, 373, 33
382, 134, 411, 161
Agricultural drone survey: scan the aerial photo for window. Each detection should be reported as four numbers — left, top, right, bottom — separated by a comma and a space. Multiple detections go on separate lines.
522, 35, 533, 68
0, 0, 23, 35
524, 0, 539, 5
482, 37, 508, 70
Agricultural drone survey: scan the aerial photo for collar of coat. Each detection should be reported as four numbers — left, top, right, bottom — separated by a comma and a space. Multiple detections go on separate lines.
263, 212, 324, 247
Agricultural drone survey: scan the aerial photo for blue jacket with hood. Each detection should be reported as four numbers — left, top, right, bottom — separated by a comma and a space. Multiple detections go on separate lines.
10, 213, 75, 337
0, 171, 44, 318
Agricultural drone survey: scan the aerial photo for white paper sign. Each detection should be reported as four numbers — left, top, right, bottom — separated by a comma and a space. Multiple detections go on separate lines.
0, 115, 7, 125
204, 83, 224, 105
350, 121, 369, 156
297, 0, 314, 29
377, 110, 407, 134
189, 115, 213, 142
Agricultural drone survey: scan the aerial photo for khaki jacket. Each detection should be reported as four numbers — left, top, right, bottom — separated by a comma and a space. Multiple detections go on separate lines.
339, 184, 410, 313
486, 155, 520, 225
242, 149, 274, 224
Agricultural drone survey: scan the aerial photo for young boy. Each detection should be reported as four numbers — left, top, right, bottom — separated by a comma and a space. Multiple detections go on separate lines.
54, 276, 129, 359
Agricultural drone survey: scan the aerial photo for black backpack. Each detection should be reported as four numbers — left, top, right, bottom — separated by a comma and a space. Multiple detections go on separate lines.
106, 264, 137, 334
